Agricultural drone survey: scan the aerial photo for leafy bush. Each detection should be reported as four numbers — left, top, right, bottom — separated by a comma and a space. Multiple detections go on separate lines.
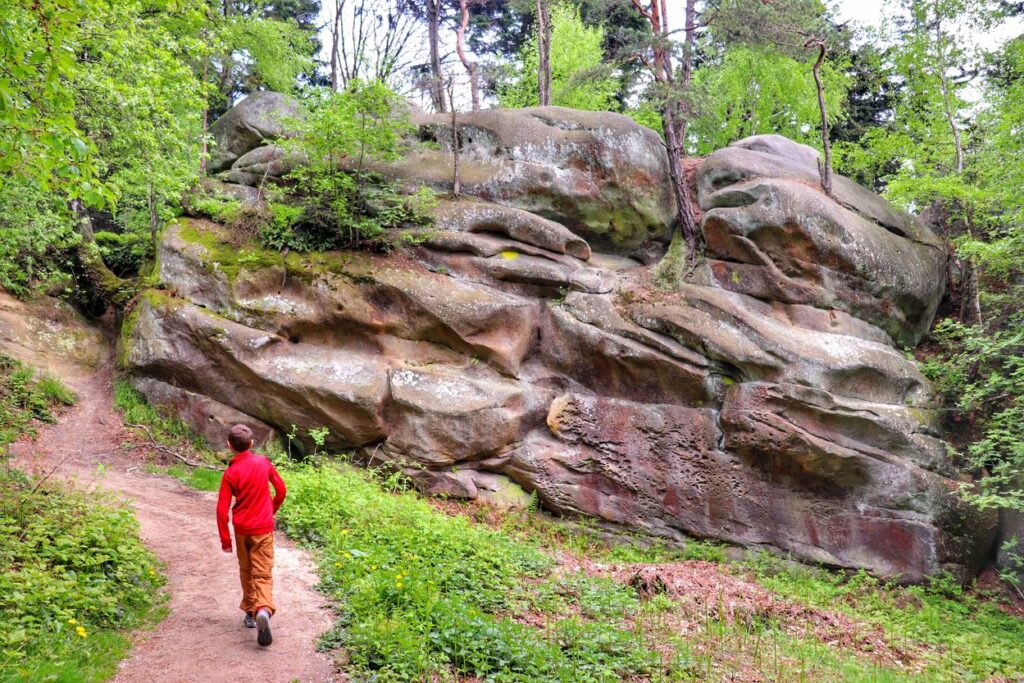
921, 316, 1024, 511
0, 179, 79, 297
281, 80, 434, 251
0, 469, 164, 681
94, 230, 150, 276
0, 354, 77, 449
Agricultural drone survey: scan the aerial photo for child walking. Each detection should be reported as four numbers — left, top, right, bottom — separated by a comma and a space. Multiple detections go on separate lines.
216, 423, 287, 647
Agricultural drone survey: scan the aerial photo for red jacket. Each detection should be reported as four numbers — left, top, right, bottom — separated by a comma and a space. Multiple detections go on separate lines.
217, 450, 287, 550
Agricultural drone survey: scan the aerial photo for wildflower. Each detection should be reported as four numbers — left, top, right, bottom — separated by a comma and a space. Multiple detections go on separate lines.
340, 529, 349, 536
396, 582, 404, 589
335, 562, 342, 567
346, 552, 353, 559
370, 565, 377, 571
76, 626, 87, 638
148, 569, 156, 576
67, 618, 78, 625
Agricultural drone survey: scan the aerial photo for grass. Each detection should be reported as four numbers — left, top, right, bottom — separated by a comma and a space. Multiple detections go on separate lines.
112, 379, 224, 467
143, 462, 223, 491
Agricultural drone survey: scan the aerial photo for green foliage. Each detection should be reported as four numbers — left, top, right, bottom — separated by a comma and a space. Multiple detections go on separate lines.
691, 46, 850, 155
94, 231, 150, 277
0, 468, 164, 681
0, 354, 76, 449
499, 3, 618, 111
280, 81, 433, 251
0, 0, 105, 201
922, 317, 1024, 511
0, 178, 79, 296
275, 462, 664, 681
221, 15, 313, 94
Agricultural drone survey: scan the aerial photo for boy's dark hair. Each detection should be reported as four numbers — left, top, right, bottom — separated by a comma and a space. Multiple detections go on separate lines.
228, 424, 254, 453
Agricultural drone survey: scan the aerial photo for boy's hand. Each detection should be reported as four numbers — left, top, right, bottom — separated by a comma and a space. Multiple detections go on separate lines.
222, 544, 232, 553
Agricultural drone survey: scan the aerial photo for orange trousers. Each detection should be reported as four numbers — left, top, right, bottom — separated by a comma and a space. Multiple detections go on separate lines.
235, 532, 276, 616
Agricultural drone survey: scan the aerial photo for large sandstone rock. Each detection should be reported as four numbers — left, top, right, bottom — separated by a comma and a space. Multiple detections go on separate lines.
208, 92, 303, 173
126, 102, 995, 581
216, 102, 676, 259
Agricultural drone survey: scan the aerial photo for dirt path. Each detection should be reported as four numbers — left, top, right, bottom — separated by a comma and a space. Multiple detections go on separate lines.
10, 363, 339, 683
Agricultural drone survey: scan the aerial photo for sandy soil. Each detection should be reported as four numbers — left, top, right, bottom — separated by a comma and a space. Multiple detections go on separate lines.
10, 361, 339, 683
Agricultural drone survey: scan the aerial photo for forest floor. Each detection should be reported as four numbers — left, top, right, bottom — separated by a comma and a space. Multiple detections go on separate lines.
8, 358, 339, 683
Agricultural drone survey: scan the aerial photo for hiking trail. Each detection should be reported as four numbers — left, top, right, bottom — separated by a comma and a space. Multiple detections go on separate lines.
10, 360, 339, 683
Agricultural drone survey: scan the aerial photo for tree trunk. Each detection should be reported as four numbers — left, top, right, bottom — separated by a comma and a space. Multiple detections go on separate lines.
69, 199, 133, 308
809, 40, 834, 197
219, 0, 234, 103
199, 54, 210, 176
536, 0, 551, 106
935, 20, 965, 174
632, 0, 699, 263
457, 0, 480, 111
330, 0, 342, 91
428, 0, 447, 113
147, 178, 159, 253
449, 80, 461, 196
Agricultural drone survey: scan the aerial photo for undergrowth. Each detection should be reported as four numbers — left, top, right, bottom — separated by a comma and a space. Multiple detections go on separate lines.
275, 461, 664, 682
0, 469, 165, 682
0, 353, 77, 449
112, 379, 222, 467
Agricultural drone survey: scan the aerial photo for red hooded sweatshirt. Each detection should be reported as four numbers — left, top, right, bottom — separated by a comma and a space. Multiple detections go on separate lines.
217, 450, 287, 550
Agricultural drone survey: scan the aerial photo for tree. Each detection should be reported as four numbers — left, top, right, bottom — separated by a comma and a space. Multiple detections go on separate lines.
690, 46, 849, 154
629, 0, 700, 263
456, 0, 482, 110
499, 3, 618, 111
328, 0, 423, 91
536, 0, 553, 105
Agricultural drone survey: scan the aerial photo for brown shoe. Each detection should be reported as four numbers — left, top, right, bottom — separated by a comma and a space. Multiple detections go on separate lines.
255, 608, 272, 646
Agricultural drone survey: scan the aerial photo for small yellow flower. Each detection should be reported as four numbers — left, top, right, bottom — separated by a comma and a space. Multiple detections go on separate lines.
396, 582, 404, 589
335, 562, 342, 567
148, 569, 156, 576
76, 626, 87, 638
67, 618, 78, 625
340, 529, 349, 536
346, 552, 353, 559
370, 565, 377, 571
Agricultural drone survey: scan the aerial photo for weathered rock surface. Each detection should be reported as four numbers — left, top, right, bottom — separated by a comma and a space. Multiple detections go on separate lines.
126, 100, 996, 581
208, 91, 303, 174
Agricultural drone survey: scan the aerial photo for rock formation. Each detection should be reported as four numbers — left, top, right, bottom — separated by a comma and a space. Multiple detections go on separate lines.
124, 95, 995, 581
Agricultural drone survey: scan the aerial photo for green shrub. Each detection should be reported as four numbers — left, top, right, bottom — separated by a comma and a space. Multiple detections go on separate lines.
0, 354, 77, 448
280, 80, 435, 252
93, 230, 150, 276
0, 469, 164, 681
188, 196, 243, 225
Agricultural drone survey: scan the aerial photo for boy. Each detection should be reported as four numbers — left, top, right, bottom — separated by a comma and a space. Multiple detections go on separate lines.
216, 423, 287, 647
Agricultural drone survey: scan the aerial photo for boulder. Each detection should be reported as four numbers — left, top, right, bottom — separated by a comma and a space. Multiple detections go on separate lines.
208, 92, 304, 173
700, 177, 945, 346
205, 98, 676, 257
697, 135, 943, 247
125, 125, 994, 581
